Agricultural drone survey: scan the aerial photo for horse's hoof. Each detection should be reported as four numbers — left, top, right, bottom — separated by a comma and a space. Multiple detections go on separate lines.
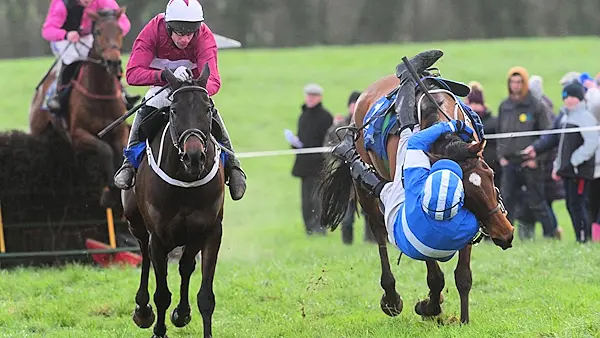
380, 293, 403, 317
414, 299, 442, 317
133, 304, 155, 329
151, 335, 168, 338
170, 308, 191, 328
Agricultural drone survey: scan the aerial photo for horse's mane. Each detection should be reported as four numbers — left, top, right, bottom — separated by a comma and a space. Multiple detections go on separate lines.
416, 78, 477, 163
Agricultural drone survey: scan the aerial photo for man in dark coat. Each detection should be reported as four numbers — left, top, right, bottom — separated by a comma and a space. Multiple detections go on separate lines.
286, 83, 333, 235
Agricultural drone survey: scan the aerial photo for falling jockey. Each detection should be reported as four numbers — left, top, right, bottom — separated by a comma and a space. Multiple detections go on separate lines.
41, 0, 140, 113
113, 0, 247, 201
332, 50, 482, 261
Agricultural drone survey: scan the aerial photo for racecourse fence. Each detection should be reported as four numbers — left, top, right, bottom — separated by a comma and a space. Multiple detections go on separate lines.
1, 122, 600, 268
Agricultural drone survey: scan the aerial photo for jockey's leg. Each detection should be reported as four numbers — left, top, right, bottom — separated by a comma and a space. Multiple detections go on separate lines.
394, 74, 418, 132
46, 61, 65, 112
394, 49, 444, 80
114, 86, 170, 190
211, 107, 247, 201
113, 105, 155, 189
331, 131, 387, 198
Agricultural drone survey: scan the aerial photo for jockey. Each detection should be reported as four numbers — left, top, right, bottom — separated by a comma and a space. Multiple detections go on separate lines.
113, 0, 247, 201
41, 0, 140, 112
332, 52, 481, 261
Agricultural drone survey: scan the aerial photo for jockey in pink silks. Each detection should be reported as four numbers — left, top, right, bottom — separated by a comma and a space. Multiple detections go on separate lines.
112, 0, 247, 201
41, 0, 140, 112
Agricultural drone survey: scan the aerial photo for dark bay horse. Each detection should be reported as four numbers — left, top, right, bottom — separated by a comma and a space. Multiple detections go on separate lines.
29, 8, 129, 207
123, 64, 225, 338
319, 51, 514, 324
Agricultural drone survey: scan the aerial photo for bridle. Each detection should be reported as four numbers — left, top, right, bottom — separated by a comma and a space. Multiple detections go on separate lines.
81, 12, 123, 77
167, 85, 214, 167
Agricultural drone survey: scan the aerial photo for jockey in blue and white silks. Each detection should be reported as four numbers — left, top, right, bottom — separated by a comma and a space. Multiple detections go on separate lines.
380, 121, 480, 262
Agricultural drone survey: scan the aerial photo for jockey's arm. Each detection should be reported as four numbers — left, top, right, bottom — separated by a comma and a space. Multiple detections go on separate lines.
98, 0, 132, 36
41, 0, 69, 41
402, 122, 463, 196
195, 24, 221, 96
125, 22, 162, 87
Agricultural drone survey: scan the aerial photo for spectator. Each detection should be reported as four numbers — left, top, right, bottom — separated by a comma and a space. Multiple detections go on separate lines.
579, 72, 600, 120
514, 75, 564, 240
523, 82, 598, 243
286, 83, 333, 236
465, 82, 501, 187
323, 90, 376, 244
496, 66, 556, 237
559, 71, 581, 86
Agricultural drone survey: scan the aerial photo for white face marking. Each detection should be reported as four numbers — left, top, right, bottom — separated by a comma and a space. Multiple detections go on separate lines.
469, 172, 482, 187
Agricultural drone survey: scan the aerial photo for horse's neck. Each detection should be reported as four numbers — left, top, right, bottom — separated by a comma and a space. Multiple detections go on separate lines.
154, 126, 217, 182
80, 61, 118, 96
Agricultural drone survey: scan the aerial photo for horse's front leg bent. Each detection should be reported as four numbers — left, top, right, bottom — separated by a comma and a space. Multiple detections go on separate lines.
454, 245, 472, 324
415, 260, 445, 318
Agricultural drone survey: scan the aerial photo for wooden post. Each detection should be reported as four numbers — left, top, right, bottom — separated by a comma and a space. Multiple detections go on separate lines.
106, 208, 116, 249
0, 201, 6, 253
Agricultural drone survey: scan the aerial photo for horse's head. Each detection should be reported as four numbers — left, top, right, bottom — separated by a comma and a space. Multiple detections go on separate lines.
418, 79, 514, 249
88, 7, 126, 76
162, 63, 214, 177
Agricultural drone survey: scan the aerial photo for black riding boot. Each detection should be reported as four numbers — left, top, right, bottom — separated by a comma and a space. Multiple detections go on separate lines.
332, 131, 387, 198
212, 108, 247, 201
47, 63, 67, 113
394, 76, 418, 132
113, 105, 155, 190
394, 49, 444, 80
120, 82, 141, 110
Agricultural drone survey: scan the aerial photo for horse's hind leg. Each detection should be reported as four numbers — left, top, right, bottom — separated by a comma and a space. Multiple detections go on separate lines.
197, 221, 223, 338
415, 260, 445, 318
149, 235, 172, 338
170, 243, 202, 328
356, 188, 403, 317
454, 245, 473, 324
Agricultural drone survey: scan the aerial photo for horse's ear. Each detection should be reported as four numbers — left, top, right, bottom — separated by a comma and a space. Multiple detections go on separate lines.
116, 6, 127, 18
468, 140, 485, 155
195, 62, 210, 88
163, 68, 182, 90
88, 10, 100, 22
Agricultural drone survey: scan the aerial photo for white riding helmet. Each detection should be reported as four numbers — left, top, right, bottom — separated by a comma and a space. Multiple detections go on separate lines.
165, 0, 204, 35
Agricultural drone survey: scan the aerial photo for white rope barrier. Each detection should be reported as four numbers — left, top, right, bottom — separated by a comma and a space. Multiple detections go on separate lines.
236, 125, 600, 158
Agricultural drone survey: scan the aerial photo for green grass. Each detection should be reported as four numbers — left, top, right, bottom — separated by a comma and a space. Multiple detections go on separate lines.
1, 37, 600, 337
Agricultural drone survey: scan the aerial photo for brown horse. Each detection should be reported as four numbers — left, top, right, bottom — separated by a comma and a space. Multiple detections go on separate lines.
123, 64, 225, 338
29, 8, 129, 207
319, 52, 514, 324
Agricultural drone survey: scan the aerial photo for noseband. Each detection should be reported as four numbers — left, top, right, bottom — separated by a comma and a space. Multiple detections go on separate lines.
167, 86, 213, 166
462, 158, 508, 245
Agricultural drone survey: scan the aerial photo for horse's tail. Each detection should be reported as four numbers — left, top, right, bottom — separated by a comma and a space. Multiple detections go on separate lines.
317, 154, 357, 231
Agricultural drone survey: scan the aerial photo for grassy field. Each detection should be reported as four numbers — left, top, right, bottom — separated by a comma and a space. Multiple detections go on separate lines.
1, 37, 600, 337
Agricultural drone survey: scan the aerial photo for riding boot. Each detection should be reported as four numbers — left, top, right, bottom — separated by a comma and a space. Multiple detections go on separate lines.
47, 62, 66, 113
212, 108, 247, 201
394, 49, 444, 81
114, 105, 155, 190
332, 132, 387, 198
394, 76, 418, 132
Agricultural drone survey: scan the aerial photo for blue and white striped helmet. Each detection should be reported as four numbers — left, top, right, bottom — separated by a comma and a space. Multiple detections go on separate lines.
421, 159, 465, 221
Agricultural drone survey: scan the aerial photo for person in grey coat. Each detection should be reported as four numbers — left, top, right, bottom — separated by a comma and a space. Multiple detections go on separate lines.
523, 82, 599, 242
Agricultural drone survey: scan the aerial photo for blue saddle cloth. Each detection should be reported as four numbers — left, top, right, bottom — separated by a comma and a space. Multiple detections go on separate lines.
124, 140, 228, 169
363, 91, 399, 162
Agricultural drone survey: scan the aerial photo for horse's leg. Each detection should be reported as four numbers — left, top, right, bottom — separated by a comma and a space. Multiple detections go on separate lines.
415, 260, 445, 318
454, 245, 473, 324
355, 187, 402, 317
197, 221, 223, 338
149, 234, 172, 338
170, 243, 202, 328
131, 228, 155, 329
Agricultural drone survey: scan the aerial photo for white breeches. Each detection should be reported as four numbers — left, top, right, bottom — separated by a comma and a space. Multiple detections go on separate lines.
144, 86, 173, 109
50, 35, 94, 69
379, 127, 418, 244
